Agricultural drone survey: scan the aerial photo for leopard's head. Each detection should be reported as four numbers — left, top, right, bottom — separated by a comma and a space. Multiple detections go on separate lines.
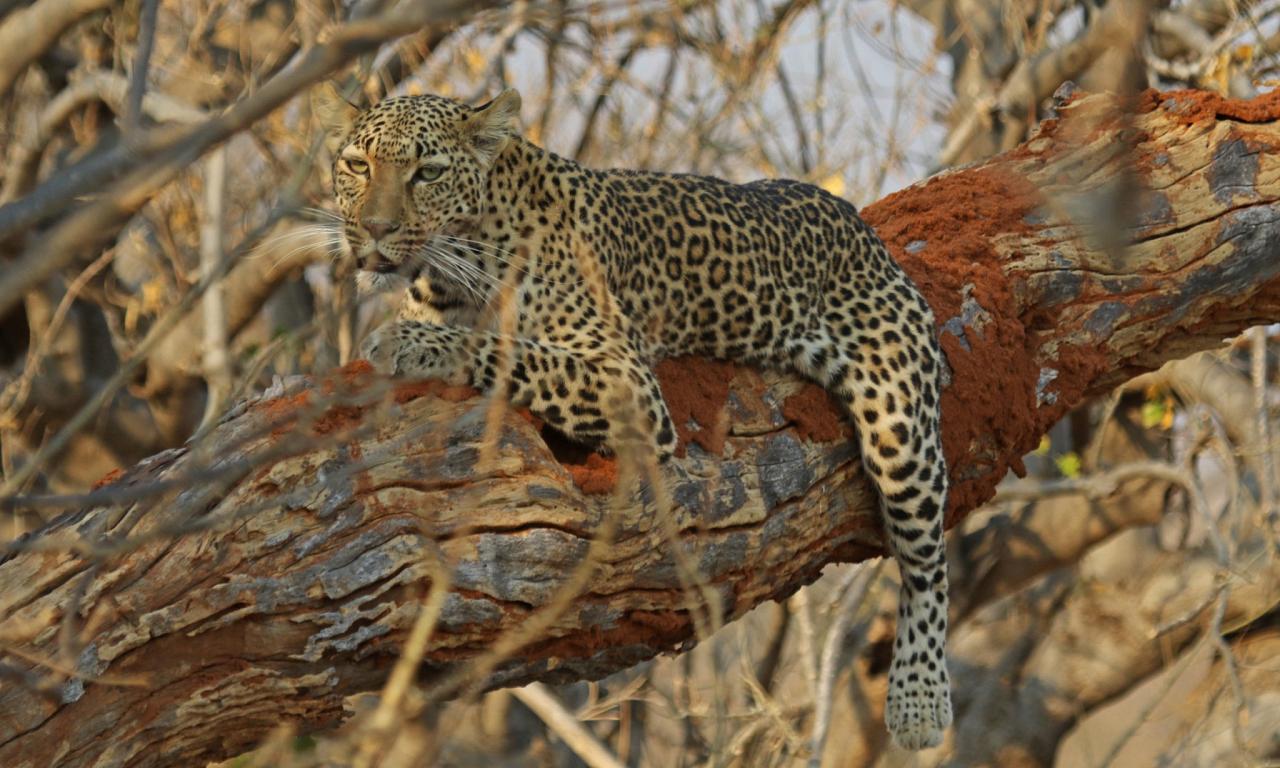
312, 86, 522, 274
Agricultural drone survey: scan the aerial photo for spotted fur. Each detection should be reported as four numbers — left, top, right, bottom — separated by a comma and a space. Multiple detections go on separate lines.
314, 84, 952, 750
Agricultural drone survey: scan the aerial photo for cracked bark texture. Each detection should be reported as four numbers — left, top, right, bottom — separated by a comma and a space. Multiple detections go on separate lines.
3, 89, 1280, 767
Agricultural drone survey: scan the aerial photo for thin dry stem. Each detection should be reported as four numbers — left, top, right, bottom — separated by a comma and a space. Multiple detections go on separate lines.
512, 683, 628, 768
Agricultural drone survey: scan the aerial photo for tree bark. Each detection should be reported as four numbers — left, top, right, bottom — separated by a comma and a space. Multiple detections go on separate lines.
3, 89, 1280, 767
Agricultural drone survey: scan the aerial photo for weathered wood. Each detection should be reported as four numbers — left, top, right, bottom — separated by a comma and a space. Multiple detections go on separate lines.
2, 89, 1280, 767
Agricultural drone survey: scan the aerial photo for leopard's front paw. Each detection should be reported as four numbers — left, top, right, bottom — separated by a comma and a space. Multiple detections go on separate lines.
359, 321, 463, 380
360, 322, 404, 375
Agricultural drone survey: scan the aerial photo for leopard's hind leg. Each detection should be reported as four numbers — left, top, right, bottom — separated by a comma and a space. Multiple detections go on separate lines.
790, 300, 952, 751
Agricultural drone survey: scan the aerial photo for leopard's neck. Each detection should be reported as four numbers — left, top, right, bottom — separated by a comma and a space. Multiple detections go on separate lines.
476, 137, 591, 249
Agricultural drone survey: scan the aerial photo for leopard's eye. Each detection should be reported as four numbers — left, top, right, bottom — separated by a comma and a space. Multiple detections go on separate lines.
343, 157, 369, 176
413, 164, 447, 184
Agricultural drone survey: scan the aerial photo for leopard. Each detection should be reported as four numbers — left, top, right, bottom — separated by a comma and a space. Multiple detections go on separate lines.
312, 84, 952, 750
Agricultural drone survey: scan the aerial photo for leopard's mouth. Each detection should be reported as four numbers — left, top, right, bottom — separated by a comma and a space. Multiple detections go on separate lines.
353, 240, 402, 274
367, 256, 397, 273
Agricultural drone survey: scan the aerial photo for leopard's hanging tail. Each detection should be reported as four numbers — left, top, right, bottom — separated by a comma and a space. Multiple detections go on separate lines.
790, 253, 952, 750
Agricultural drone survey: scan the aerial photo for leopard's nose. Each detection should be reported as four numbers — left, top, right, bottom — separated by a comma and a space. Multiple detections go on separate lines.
362, 217, 400, 240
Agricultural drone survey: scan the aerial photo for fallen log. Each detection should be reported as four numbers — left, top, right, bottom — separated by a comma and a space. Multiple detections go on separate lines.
2, 88, 1280, 766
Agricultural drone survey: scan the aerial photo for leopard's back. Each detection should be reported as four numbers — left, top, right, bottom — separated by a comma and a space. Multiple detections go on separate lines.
549, 165, 906, 363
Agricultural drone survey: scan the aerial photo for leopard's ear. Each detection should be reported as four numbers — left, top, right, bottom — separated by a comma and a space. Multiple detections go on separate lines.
311, 82, 359, 154
464, 88, 522, 164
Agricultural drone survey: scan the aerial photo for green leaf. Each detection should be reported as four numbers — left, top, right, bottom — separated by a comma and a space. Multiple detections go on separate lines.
1140, 399, 1166, 429
1055, 451, 1082, 478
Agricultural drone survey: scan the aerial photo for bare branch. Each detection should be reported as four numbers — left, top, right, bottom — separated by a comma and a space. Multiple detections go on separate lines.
197, 147, 231, 430
512, 683, 627, 768
124, 0, 161, 135
0, 0, 113, 99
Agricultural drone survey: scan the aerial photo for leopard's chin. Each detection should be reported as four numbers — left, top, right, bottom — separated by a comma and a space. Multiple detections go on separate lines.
355, 269, 408, 295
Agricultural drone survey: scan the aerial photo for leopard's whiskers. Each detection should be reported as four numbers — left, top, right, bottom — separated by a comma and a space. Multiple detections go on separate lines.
300, 206, 344, 222
253, 222, 347, 271
415, 259, 479, 305
433, 235, 587, 288
255, 221, 343, 250
430, 242, 499, 280
431, 245, 503, 292
427, 245, 492, 293
413, 245, 492, 306
273, 235, 347, 270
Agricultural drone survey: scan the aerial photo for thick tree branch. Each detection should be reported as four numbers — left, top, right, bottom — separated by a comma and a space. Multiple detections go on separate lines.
2, 89, 1280, 766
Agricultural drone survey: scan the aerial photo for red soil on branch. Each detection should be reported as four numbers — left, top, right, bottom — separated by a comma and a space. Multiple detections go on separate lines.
864, 166, 1045, 519
1136, 87, 1280, 124
564, 453, 619, 496
655, 357, 737, 457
